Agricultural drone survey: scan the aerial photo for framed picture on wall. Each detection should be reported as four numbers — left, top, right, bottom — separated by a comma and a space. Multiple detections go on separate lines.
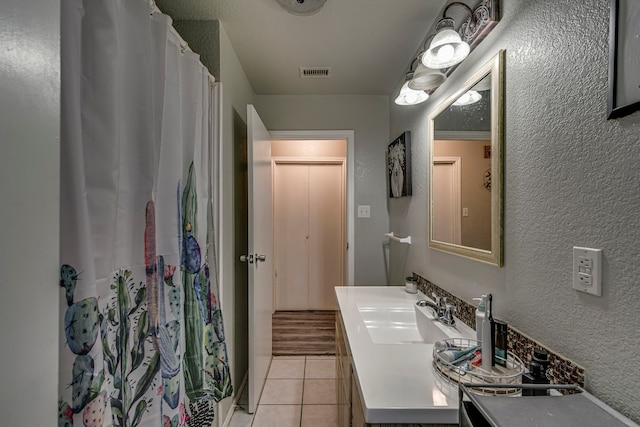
387, 131, 412, 198
608, 0, 640, 119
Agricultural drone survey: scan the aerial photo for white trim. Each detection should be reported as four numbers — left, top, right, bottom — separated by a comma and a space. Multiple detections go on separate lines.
269, 130, 355, 287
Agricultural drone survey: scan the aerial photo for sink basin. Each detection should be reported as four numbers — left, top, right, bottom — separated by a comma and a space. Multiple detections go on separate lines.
357, 301, 473, 345
357, 304, 424, 344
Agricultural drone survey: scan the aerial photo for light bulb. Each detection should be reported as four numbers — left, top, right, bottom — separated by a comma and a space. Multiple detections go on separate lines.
453, 90, 482, 106
437, 44, 455, 62
405, 91, 418, 104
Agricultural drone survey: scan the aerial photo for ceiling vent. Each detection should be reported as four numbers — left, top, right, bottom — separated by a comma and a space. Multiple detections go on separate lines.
299, 67, 332, 78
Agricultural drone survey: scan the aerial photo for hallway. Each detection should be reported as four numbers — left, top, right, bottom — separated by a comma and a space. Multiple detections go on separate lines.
229, 356, 338, 427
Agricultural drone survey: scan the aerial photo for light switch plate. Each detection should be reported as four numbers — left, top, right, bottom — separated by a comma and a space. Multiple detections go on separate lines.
572, 246, 602, 296
357, 205, 370, 218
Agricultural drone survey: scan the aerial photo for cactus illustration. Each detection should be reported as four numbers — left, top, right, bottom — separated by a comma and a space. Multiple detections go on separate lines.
82, 391, 106, 427
204, 341, 233, 401
101, 270, 160, 427
162, 374, 180, 409
193, 265, 210, 324
165, 320, 180, 351
211, 308, 225, 343
71, 355, 94, 413
180, 163, 206, 400
58, 400, 73, 427
60, 264, 79, 306
168, 287, 181, 319
146, 203, 181, 382
182, 223, 201, 274
65, 297, 100, 355
145, 201, 160, 350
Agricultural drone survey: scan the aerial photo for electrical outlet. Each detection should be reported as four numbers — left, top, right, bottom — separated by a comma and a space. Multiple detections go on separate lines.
572, 246, 602, 296
578, 273, 592, 286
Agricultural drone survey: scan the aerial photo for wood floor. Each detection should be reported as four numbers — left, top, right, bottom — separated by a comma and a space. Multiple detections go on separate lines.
272, 310, 336, 356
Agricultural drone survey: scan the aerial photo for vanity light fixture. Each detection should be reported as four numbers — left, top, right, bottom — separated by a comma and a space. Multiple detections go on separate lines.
395, 58, 429, 106
408, 43, 447, 90
453, 90, 482, 106
395, 71, 429, 105
422, 2, 473, 69
408, 63, 447, 90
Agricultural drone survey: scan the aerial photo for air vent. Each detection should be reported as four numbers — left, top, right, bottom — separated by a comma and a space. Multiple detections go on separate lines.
299, 67, 332, 78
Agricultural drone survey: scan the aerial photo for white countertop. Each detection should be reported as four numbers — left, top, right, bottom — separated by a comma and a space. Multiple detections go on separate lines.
335, 286, 474, 425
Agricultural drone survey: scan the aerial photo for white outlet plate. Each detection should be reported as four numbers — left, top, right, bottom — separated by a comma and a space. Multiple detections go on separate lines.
572, 246, 602, 296
357, 205, 370, 218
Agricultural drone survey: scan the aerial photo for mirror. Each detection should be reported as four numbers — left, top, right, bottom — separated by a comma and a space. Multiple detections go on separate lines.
428, 50, 504, 266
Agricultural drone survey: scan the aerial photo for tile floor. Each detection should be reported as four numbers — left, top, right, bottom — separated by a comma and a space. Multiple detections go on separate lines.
228, 355, 338, 427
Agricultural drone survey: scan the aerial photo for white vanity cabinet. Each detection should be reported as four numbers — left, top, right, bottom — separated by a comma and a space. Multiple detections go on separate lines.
335, 287, 459, 427
336, 311, 373, 427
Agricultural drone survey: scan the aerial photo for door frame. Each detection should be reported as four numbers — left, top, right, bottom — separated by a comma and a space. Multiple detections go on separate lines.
270, 130, 355, 286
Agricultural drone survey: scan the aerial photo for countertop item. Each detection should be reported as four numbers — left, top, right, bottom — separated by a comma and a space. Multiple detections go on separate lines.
335, 286, 475, 424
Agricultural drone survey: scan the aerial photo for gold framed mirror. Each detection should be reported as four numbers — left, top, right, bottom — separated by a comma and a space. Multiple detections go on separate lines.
428, 50, 504, 266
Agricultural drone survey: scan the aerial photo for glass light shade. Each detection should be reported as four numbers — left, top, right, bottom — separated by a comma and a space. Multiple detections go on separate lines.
422, 27, 470, 69
408, 63, 447, 90
453, 90, 482, 106
395, 82, 429, 106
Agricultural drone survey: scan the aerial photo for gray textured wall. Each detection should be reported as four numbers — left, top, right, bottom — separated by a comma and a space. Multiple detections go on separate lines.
389, 0, 640, 422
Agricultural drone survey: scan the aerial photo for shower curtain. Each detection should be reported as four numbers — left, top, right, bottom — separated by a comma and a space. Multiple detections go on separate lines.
59, 1, 231, 426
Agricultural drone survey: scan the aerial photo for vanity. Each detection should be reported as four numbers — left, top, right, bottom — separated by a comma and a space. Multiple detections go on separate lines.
335, 286, 475, 427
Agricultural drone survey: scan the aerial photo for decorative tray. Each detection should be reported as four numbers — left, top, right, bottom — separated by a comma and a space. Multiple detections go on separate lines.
432, 338, 525, 395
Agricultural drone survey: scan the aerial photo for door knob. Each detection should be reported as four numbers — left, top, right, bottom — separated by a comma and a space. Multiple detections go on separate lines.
240, 254, 254, 263
255, 254, 267, 262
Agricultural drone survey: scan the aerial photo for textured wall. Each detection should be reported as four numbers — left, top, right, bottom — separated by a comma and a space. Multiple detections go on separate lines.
0, 0, 60, 423
390, 0, 640, 422
255, 95, 390, 286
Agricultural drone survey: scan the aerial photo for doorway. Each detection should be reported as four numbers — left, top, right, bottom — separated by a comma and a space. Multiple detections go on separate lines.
271, 130, 355, 287
273, 157, 346, 310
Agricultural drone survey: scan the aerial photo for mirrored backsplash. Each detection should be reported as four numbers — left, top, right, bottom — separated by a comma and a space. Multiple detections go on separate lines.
413, 273, 585, 388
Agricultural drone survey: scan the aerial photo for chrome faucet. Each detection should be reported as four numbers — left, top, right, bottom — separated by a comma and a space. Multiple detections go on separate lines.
434, 293, 446, 316
416, 292, 457, 326
441, 304, 457, 326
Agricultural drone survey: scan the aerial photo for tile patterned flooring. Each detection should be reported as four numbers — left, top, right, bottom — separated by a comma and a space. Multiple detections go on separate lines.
229, 355, 338, 427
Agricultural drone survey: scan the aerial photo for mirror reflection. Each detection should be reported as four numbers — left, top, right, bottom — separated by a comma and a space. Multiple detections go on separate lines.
429, 50, 504, 266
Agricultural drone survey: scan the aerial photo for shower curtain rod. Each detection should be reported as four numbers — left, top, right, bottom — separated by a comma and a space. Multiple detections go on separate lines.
149, 0, 217, 83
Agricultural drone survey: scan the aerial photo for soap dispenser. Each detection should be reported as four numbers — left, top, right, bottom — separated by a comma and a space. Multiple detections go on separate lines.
481, 294, 495, 373
473, 297, 486, 342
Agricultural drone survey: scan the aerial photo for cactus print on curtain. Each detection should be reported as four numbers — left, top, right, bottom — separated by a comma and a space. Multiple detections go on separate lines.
59, 0, 231, 426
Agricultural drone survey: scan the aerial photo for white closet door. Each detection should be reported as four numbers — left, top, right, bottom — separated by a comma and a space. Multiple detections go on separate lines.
432, 158, 461, 245
308, 163, 344, 310
274, 164, 309, 310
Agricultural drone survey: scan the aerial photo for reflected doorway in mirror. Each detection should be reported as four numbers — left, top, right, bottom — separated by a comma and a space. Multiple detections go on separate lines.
387, 131, 412, 198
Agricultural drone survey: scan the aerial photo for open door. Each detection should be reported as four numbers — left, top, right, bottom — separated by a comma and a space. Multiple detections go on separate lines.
245, 105, 273, 413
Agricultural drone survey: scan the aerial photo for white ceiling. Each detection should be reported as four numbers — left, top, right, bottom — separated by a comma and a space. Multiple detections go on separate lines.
155, 0, 449, 96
